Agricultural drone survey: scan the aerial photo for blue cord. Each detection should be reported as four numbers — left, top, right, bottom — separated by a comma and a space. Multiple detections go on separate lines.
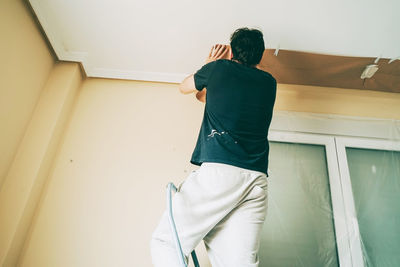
167, 182, 200, 267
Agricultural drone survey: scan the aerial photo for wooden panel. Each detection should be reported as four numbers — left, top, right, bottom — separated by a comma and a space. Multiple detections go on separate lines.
258, 49, 400, 93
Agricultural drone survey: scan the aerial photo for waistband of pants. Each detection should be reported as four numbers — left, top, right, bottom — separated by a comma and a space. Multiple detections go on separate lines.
201, 162, 267, 178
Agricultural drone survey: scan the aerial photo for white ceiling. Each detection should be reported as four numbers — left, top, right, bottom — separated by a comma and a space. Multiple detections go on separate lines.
29, 0, 400, 83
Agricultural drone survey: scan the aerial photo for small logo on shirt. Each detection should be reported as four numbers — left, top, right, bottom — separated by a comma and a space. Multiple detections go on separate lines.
207, 129, 226, 138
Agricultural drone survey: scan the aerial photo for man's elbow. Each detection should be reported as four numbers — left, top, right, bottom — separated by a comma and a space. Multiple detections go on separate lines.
179, 83, 189, 94
179, 84, 198, 95
179, 74, 197, 94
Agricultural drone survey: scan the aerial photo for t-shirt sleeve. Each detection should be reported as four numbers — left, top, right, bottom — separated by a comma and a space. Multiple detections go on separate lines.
193, 61, 217, 91
270, 77, 277, 105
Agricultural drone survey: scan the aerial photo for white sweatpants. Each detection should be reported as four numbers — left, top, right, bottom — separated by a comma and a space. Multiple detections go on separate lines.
150, 162, 268, 267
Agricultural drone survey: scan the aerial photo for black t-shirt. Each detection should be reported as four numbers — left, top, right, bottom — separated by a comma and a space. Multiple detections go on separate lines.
191, 59, 277, 176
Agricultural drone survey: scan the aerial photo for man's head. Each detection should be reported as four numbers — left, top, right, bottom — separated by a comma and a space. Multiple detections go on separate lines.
230, 28, 265, 67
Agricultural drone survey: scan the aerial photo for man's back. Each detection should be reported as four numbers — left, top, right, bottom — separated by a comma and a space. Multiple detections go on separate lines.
191, 59, 277, 175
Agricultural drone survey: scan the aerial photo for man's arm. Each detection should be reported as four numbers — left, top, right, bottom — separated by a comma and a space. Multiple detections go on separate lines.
196, 89, 207, 103
179, 74, 197, 95
179, 75, 206, 103
178, 44, 230, 102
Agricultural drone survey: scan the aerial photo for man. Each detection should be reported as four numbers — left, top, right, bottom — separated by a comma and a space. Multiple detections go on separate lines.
151, 28, 276, 267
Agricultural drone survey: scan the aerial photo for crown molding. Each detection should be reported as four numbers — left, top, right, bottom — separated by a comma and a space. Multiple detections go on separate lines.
87, 68, 186, 83
29, 0, 65, 59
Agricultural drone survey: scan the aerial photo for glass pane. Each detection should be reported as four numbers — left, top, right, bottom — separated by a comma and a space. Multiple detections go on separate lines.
346, 148, 400, 267
259, 142, 339, 267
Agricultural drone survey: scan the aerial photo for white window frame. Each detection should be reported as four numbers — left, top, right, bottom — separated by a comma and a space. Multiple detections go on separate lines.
335, 137, 400, 267
266, 111, 400, 267
268, 131, 352, 267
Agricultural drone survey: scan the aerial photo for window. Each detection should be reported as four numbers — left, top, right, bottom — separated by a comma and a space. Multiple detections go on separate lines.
258, 131, 400, 267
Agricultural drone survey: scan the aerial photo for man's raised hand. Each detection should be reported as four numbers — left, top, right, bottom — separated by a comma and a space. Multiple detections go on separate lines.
206, 44, 231, 63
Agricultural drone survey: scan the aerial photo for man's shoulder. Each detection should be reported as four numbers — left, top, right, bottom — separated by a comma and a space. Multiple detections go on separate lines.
218, 60, 275, 80
258, 69, 275, 82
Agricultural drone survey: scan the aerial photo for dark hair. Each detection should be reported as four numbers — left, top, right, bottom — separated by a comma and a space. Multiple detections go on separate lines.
230, 28, 265, 66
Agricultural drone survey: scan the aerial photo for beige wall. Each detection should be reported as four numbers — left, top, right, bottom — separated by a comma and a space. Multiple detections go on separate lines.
275, 84, 400, 119
19, 77, 400, 267
19, 78, 205, 267
0, 0, 55, 189
0, 62, 82, 266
